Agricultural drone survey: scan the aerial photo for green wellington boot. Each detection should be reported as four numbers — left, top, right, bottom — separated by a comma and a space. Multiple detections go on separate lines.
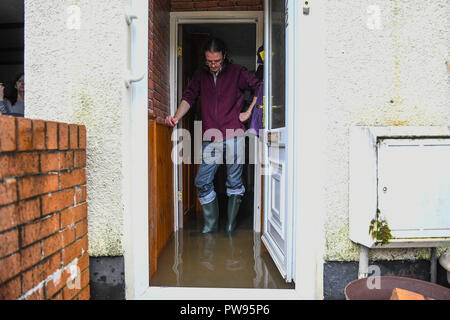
225, 195, 243, 234
201, 197, 219, 233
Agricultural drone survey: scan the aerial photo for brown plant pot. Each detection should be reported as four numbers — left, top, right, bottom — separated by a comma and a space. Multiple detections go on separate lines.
344, 276, 450, 300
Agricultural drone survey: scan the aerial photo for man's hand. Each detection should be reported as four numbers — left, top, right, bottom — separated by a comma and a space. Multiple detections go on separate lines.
239, 110, 251, 123
165, 115, 179, 127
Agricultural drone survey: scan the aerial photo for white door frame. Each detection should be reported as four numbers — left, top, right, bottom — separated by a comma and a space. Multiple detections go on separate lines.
125, 2, 327, 300
168, 11, 264, 232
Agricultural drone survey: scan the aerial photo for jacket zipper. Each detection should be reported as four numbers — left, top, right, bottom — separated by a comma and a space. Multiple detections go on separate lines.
214, 73, 219, 131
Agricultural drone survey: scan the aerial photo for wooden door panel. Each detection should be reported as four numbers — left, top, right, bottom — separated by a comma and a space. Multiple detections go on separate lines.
148, 118, 174, 279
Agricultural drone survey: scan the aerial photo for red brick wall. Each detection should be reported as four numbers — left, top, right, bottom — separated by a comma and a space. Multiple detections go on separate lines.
148, 0, 264, 122
171, 0, 263, 11
0, 115, 89, 300
149, 0, 171, 123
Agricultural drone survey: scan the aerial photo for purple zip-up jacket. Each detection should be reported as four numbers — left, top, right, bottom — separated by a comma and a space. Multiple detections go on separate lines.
182, 63, 261, 141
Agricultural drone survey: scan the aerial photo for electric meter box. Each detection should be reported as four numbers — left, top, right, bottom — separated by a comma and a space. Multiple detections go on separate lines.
349, 126, 450, 248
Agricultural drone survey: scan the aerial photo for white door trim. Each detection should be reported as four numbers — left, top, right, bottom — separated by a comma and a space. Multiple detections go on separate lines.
125, 2, 327, 300
124, 0, 150, 300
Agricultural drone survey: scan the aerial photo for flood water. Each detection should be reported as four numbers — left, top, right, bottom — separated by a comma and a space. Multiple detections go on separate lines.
150, 212, 295, 289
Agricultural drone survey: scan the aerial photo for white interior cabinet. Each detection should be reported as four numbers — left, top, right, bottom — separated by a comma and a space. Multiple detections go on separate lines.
349, 126, 450, 248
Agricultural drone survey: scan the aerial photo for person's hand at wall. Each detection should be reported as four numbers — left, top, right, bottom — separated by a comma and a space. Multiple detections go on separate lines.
164, 100, 190, 127
165, 115, 179, 127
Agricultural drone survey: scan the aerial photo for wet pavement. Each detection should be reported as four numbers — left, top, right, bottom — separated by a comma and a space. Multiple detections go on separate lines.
150, 212, 295, 289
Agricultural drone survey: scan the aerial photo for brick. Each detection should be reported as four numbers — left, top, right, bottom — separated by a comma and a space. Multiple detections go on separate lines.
61, 225, 76, 248
21, 214, 60, 247
0, 152, 40, 179
58, 123, 69, 150
73, 203, 88, 221
0, 253, 21, 283
76, 285, 90, 300
45, 264, 73, 299
60, 168, 86, 189
25, 285, 45, 300
194, 1, 220, 9
78, 126, 86, 149
0, 204, 15, 233
40, 151, 74, 172
75, 219, 88, 239
18, 173, 58, 200
79, 269, 89, 293
0, 116, 16, 152
63, 283, 78, 300
75, 185, 87, 204
17, 117, 33, 151
0, 199, 40, 233
238, 0, 261, 5
46, 275, 67, 299
32, 120, 46, 150
171, 2, 194, 9
41, 189, 74, 216
61, 207, 75, 229
17, 198, 41, 225
69, 124, 78, 150
0, 276, 21, 300
22, 253, 61, 292
0, 229, 19, 258
74, 150, 86, 168
50, 291, 63, 300
63, 268, 88, 300
20, 242, 42, 271
78, 252, 89, 273
43, 232, 63, 258
62, 236, 88, 266
217, 0, 235, 7
0, 178, 17, 206
39, 152, 59, 173
46, 121, 58, 150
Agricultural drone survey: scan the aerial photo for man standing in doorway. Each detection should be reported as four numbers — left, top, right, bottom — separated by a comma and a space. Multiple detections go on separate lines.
165, 37, 261, 235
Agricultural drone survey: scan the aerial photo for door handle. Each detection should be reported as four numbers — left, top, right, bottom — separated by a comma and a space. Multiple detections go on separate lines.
125, 9, 145, 88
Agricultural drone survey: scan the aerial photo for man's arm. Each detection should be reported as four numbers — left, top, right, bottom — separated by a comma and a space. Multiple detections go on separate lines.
166, 70, 201, 127
239, 96, 258, 123
165, 100, 191, 127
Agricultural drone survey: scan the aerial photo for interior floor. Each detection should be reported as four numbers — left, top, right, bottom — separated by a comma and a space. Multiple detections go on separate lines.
150, 192, 295, 289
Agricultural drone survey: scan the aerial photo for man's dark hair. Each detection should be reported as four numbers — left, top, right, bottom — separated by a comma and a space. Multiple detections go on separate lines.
202, 37, 229, 62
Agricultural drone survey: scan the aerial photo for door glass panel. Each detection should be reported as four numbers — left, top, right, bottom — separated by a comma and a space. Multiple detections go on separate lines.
269, 0, 286, 129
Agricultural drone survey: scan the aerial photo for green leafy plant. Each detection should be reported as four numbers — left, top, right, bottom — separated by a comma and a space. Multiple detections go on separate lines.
369, 209, 392, 246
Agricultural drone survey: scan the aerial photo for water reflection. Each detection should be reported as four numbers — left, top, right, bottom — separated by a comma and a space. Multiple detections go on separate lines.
150, 228, 294, 289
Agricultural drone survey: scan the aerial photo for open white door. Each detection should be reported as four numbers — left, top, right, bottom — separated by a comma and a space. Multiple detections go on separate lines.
261, 0, 294, 283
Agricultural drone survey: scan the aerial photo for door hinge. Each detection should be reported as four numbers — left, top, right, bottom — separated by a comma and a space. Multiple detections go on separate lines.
178, 191, 183, 202
303, 0, 311, 15
178, 46, 182, 57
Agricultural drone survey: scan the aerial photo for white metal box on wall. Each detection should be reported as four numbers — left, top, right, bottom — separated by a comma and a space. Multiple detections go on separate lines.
349, 126, 450, 248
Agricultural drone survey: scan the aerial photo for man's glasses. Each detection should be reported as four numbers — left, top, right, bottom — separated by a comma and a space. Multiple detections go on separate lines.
205, 59, 222, 66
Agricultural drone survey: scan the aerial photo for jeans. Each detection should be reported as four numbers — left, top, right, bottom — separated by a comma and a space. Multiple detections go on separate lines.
195, 136, 246, 205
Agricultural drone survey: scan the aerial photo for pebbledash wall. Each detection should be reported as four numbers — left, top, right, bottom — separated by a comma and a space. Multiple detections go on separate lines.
24, 0, 131, 299
0, 115, 89, 300
322, 0, 450, 298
